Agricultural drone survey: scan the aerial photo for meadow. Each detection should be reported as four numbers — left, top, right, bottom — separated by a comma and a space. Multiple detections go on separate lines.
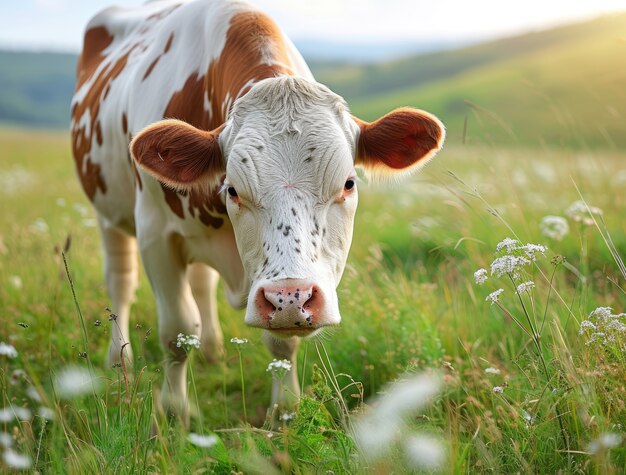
0, 121, 624, 473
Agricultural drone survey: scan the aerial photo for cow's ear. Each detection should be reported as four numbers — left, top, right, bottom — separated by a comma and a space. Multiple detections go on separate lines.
353, 108, 445, 179
130, 119, 225, 190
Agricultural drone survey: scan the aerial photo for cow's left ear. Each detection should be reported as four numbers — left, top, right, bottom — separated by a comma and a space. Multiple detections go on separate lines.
130, 119, 225, 190
353, 107, 445, 179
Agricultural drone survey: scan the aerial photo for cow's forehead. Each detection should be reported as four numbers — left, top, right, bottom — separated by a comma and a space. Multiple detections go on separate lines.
222, 77, 358, 199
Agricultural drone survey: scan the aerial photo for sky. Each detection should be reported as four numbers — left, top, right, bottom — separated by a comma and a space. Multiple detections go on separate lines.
0, 0, 625, 52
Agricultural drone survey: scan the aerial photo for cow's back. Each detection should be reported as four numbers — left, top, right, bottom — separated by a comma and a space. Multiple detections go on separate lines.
71, 0, 308, 235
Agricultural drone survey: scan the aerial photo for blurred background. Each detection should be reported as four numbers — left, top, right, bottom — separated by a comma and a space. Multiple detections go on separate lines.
1, 0, 626, 149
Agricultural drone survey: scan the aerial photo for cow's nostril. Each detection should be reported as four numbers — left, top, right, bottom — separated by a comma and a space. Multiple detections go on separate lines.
256, 287, 276, 321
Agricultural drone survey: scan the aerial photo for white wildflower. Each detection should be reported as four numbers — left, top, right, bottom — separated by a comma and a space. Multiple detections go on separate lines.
589, 307, 613, 322
484, 367, 501, 375
496, 237, 519, 253
37, 407, 56, 420
229, 337, 248, 345
56, 197, 66, 207
280, 411, 296, 422
565, 200, 603, 226
176, 333, 200, 351
586, 332, 606, 346
0, 407, 31, 422
521, 410, 536, 428
188, 432, 218, 448
354, 373, 440, 461
3, 449, 32, 470
403, 434, 445, 471
55, 366, 101, 399
516, 281, 535, 294
579, 320, 596, 333
0, 432, 12, 448
492, 386, 504, 394
474, 268, 488, 285
0, 342, 18, 358
29, 218, 49, 234
519, 243, 547, 261
73, 203, 89, 217
588, 432, 623, 454
490, 255, 530, 278
486, 289, 504, 305
82, 218, 98, 228
26, 386, 42, 402
8, 275, 22, 289
540, 215, 569, 241
266, 359, 292, 379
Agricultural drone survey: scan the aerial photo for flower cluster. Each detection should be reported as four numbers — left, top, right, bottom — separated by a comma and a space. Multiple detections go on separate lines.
0, 342, 18, 359
565, 200, 603, 226
579, 306, 625, 349
487, 238, 546, 281
266, 359, 292, 379
176, 333, 200, 351
229, 337, 248, 345
486, 289, 504, 305
540, 215, 569, 241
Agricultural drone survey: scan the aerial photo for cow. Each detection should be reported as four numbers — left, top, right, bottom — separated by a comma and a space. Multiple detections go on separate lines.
71, 0, 444, 423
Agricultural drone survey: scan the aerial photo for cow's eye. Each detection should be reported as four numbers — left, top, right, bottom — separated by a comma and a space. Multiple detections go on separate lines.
227, 186, 238, 197
344, 179, 355, 190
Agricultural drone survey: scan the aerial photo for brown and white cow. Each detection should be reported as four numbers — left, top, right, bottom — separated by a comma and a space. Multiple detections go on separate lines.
71, 0, 444, 422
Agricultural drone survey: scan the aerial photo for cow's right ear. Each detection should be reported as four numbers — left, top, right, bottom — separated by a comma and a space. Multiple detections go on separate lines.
130, 119, 225, 190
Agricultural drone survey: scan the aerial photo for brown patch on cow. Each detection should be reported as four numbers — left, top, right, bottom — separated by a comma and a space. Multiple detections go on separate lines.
121, 113, 128, 134
156, 11, 294, 227
188, 186, 226, 228
164, 32, 174, 53
143, 55, 161, 81
71, 46, 137, 200
76, 26, 114, 89
160, 184, 185, 219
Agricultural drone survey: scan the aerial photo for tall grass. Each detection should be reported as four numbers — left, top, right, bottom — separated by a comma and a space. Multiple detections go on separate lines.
0, 130, 624, 472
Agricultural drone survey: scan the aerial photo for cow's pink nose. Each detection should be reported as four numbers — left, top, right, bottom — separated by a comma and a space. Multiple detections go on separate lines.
255, 281, 324, 332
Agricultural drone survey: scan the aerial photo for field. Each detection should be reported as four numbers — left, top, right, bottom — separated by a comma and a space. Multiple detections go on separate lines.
0, 122, 625, 473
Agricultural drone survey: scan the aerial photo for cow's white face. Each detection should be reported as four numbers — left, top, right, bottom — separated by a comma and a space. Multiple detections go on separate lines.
131, 76, 444, 338
219, 78, 359, 335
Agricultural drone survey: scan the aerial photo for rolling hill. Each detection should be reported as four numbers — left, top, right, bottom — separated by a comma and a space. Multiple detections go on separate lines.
1, 12, 626, 149
319, 12, 626, 149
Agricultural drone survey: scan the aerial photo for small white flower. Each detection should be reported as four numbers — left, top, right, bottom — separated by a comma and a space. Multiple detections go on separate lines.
521, 410, 536, 428
516, 281, 535, 294
490, 255, 530, 278
56, 198, 66, 207
403, 434, 445, 471
0, 342, 18, 358
486, 289, 504, 305
176, 333, 200, 351
29, 218, 49, 234
280, 411, 296, 422
0, 431, 12, 448
230, 337, 248, 345
474, 268, 488, 285
55, 366, 101, 399
82, 218, 98, 228
73, 203, 89, 217
3, 448, 32, 470
188, 432, 218, 448
589, 307, 613, 322
519, 243, 547, 261
8, 275, 22, 289
484, 367, 500, 375
26, 386, 42, 402
492, 386, 504, 394
565, 200, 603, 225
540, 216, 569, 241
38, 407, 56, 420
0, 407, 31, 422
579, 320, 597, 333
496, 237, 519, 253
588, 432, 623, 454
267, 359, 292, 379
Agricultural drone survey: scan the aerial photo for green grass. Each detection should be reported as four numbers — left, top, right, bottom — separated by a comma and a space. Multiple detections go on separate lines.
0, 129, 625, 473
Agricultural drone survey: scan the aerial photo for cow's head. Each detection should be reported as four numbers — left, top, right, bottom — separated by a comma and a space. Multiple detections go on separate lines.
131, 77, 444, 337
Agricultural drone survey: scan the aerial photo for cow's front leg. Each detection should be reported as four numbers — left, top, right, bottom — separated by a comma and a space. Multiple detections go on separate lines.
262, 332, 300, 423
187, 263, 224, 364
141, 240, 201, 425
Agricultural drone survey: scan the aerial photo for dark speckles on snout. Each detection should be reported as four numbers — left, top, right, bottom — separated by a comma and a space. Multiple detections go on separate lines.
277, 222, 283, 230
291, 208, 297, 216
283, 225, 291, 237
295, 248, 301, 253
241, 158, 248, 164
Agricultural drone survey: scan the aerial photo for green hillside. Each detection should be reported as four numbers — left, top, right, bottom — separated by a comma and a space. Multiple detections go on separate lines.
0, 50, 76, 128
323, 13, 626, 148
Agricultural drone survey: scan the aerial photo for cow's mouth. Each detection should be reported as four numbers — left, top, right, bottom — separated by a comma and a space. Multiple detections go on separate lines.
268, 327, 320, 338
